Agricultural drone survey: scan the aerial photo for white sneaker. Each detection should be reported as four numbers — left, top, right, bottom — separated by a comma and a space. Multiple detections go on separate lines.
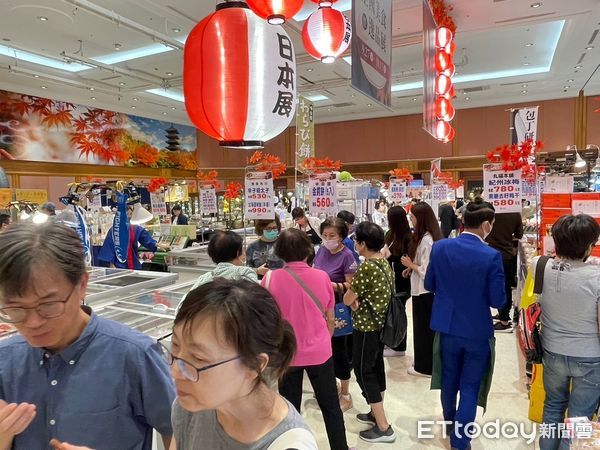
407, 366, 432, 378
383, 348, 406, 357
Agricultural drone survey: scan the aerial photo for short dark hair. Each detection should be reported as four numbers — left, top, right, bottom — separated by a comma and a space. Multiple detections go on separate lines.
337, 210, 355, 225
254, 215, 281, 236
291, 207, 305, 220
354, 221, 385, 251
176, 279, 296, 386
171, 204, 182, 212
320, 218, 349, 239
274, 228, 313, 262
463, 202, 495, 228
0, 214, 9, 226
207, 230, 243, 263
552, 214, 600, 260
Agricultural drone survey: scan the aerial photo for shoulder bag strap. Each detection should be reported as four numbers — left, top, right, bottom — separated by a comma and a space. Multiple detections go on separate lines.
533, 256, 552, 295
284, 268, 326, 320
362, 260, 393, 323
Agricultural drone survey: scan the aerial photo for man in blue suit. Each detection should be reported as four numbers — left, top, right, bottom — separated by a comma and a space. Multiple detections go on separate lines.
425, 200, 506, 450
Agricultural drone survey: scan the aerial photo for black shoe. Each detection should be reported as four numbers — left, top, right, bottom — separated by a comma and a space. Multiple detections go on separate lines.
356, 411, 376, 426
359, 425, 396, 443
494, 321, 513, 333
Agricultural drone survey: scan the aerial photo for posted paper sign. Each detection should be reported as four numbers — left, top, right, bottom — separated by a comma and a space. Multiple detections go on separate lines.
150, 192, 167, 215
522, 179, 538, 202
572, 199, 600, 217
88, 189, 102, 213
544, 175, 574, 194
389, 179, 407, 204
244, 172, 274, 220
309, 175, 338, 216
483, 165, 522, 213
431, 184, 448, 214
200, 187, 218, 215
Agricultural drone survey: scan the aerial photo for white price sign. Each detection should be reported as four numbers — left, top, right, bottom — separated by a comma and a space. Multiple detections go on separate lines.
483, 164, 522, 213
244, 172, 275, 220
150, 192, 167, 215
431, 184, 448, 214
88, 189, 102, 213
389, 179, 406, 205
544, 175, 574, 194
309, 175, 338, 216
200, 187, 218, 215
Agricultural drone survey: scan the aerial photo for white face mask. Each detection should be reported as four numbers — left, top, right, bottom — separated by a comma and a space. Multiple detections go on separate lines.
482, 221, 493, 240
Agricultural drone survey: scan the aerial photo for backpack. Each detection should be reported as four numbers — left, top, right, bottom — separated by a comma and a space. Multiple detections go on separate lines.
517, 256, 552, 364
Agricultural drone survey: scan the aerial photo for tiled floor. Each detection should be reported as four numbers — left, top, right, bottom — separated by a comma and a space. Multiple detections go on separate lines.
302, 299, 535, 449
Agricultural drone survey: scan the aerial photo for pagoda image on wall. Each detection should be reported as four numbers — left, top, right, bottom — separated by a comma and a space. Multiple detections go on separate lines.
165, 124, 180, 152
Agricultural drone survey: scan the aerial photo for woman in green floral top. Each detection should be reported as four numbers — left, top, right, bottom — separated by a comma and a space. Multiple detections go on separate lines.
344, 222, 395, 444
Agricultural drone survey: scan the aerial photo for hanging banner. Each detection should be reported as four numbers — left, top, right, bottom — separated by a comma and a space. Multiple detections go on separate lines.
150, 192, 167, 215
113, 192, 130, 264
511, 106, 539, 144
431, 184, 448, 215
544, 175, 574, 194
351, 0, 392, 107
389, 179, 407, 205
72, 204, 92, 266
430, 158, 442, 183
295, 96, 315, 173
456, 185, 465, 199
200, 186, 218, 215
244, 172, 275, 220
483, 164, 522, 213
309, 174, 338, 216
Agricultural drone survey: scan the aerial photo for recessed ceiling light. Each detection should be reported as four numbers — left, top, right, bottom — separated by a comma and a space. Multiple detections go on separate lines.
412, 98, 417, 101
162, 112, 167, 115
38, 16, 49, 22
166, 72, 173, 76
585, 46, 594, 50
575, 65, 583, 69
89, 87, 95, 91
367, 103, 372, 107
522, 84, 528, 88
171, 106, 176, 110
351, 94, 356, 98
33, 74, 39, 78
131, 106, 136, 109
567, 79, 574, 82
90, 96, 96, 100
525, 43, 534, 47
523, 62, 530, 66
465, 97, 470, 100
118, 82, 126, 86
564, 85, 570, 89
114, 43, 122, 51
530, 2, 542, 8
307, 68, 314, 72
40, 85, 47, 89
172, 27, 181, 33
132, 97, 138, 101
327, 108, 331, 111
522, 90, 527, 93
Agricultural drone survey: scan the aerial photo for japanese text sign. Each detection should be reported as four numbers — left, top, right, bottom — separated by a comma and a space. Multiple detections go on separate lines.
483, 164, 522, 213
200, 186, 218, 215
244, 171, 274, 220
295, 96, 315, 173
309, 174, 338, 216
150, 192, 167, 215
389, 179, 407, 205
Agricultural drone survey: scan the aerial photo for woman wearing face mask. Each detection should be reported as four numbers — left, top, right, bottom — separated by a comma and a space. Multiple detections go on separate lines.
246, 216, 285, 278
162, 279, 318, 450
314, 218, 358, 412
401, 202, 443, 377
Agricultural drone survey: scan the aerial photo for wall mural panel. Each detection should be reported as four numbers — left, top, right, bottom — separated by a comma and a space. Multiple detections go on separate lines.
0, 90, 197, 170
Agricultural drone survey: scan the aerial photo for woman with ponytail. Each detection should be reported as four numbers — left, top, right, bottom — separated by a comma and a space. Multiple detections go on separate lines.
161, 279, 318, 450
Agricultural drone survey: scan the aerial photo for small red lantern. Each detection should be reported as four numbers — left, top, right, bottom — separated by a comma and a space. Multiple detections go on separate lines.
435, 50, 451, 72
442, 85, 456, 100
435, 74, 452, 96
435, 27, 453, 48
442, 62, 456, 78
444, 40, 456, 56
435, 120, 452, 140
442, 126, 456, 143
302, 6, 351, 63
435, 97, 452, 119
246, 0, 304, 24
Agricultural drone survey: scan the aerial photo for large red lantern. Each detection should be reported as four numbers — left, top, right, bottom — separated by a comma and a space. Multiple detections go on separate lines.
441, 126, 455, 143
444, 40, 456, 56
442, 85, 456, 100
302, 6, 351, 63
435, 97, 453, 120
246, 0, 304, 24
435, 74, 452, 96
442, 62, 456, 78
435, 120, 452, 140
435, 27, 453, 48
435, 50, 451, 72
184, 2, 297, 149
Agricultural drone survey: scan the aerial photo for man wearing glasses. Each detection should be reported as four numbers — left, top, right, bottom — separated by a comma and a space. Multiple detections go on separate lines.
0, 223, 175, 450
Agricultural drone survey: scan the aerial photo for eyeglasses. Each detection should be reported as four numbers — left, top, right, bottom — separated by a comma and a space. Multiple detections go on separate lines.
157, 336, 240, 382
0, 284, 77, 324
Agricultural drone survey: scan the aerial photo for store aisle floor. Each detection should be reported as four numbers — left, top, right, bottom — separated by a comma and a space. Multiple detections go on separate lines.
302, 298, 535, 449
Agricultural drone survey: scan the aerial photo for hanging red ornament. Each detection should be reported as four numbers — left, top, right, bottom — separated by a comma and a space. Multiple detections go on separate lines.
444, 40, 456, 56
442, 62, 455, 77
435, 26, 453, 48
302, 6, 351, 63
441, 126, 456, 143
246, 0, 304, 24
310, 0, 338, 5
435, 74, 452, 95
184, 2, 297, 149
442, 85, 456, 100
435, 97, 455, 121
435, 50, 451, 72
435, 120, 451, 140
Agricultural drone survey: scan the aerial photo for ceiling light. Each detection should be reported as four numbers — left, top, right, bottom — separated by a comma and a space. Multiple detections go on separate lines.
145, 88, 184, 103
564, 85, 570, 89
172, 27, 181, 33
531, 2, 542, 8
89, 87, 94, 91
367, 103, 372, 107
118, 82, 126, 86
575, 150, 587, 168
131, 106, 136, 109
307, 68, 314, 72
525, 43, 534, 47
522, 84, 528, 87
114, 43, 122, 51
90, 96, 96, 100
40, 85, 47, 89
522, 90, 527, 93
465, 97, 470, 100
585, 46, 594, 50
38, 16, 49, 21
575, 65, 583, 69
171, 106, 176, 110
162, 112, 167, 115
412, 98, 417, 101
304, 94, 328, 102
567, 79, 574, 82
327, 108, 331, 111
93, 43, 173, 65
132, 97, 138, 101
523, 62, 530, 66
166, 72, 173, 76
33, 74, 39, 78
351, 94, 356, 98
0, 44, 89, 73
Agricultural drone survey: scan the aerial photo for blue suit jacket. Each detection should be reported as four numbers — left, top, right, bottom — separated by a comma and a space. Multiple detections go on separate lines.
425, 233, 506, 340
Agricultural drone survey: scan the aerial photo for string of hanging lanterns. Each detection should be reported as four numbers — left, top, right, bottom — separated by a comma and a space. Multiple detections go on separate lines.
433, 25, 456, 142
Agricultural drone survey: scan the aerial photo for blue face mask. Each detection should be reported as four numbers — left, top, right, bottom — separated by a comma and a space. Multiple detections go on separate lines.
263, 230, 279, 241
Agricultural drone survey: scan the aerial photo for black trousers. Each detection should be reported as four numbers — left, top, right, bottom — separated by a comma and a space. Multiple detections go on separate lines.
278, 358, 348, 450
332, 334, 353, 381
412, 292, 435, 375
392, 294, 411, 352
353, 329, 386, 405
498, 256, 517, 322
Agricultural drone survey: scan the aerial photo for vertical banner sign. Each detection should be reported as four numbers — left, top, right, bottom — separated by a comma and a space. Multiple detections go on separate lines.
113, 192, 130, 264
150, 192, 167, 215
389, 178, 407, 204
200, 186, 218, 214
431, 184, 448, 215
422, 0, 437, 137
430, 158, 442, 183
352, 0, 392, 107
72, 205, 92, 266
244, 172, 275, 220
483, 164, 522, 213
511, 107, 539, 144
295, 96, 314, 173
309, 174, 338, 216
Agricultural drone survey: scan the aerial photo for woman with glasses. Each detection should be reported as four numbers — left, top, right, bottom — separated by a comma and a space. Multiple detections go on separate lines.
246, 216, 285, 278
161, 278, 318, 450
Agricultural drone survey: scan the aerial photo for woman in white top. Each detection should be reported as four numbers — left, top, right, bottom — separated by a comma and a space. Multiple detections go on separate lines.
401, 202, 443, 377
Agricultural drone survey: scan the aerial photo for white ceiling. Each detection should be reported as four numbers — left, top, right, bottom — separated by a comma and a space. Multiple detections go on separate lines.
0, 0, 598, 127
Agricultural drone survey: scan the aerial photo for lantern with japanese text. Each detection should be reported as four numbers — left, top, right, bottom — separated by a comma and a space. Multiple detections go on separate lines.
302, 6, 351, 63
184, 2, 296, 149
246, 0, 304, 24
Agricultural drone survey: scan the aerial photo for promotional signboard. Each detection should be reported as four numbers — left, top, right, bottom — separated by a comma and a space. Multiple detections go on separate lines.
244, 172, 274, 220
483, 164, 522, 213
200, 186, 218, 215
309, 174, 338, 216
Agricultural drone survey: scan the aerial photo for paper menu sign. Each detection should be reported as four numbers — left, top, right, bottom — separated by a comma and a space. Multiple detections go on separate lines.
544, 175, 573, 194
150, 192, 167, 215
430, 184, 448, 215
483, 164, 522, 213
572, 199, 600, 217
389, 179, 407, 205
200, 187, 218, 215
244, 172, 274, 220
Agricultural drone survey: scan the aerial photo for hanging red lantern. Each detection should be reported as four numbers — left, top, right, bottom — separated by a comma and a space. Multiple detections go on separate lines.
310, 0, 338, 6
443, 126, 456, 143
435, 120, 452, 140
246, 0, 304, 24
435, 74, 452, 95
435, 97, 451, 119
302, 6, 351, 63
444, 40, 456, 56
435, 26, 453, 48
442, 62, 456, 78
441, 102, 455, 121
435, 50, 451, 72
184, 2, 297, 149
442, 85, 456, 100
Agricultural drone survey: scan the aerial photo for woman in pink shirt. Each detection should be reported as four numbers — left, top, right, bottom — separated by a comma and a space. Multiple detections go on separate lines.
263, 228, 351, 450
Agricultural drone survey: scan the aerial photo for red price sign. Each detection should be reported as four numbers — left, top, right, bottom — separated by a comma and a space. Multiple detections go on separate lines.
315, 197, 333, 208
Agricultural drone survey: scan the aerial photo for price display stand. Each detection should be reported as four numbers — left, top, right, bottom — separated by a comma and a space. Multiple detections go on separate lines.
389, 177, 407, 206
308, 172, 338, 219
243, 166, 275, 247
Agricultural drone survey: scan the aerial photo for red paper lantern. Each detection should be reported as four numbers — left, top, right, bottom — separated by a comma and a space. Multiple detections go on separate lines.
435, 74, 452, 96
435, 120, 452, 140
435, 27, 453, 48
444, 40, 456, 56
302, 6, 351, 63
184, 2, 297, 149
246, 0, 304, 24
442, 126, 456, 143
442, 62, 456, 78
442, 85, 456, 100
435, 97, 455, 121
435, 50, 451, 72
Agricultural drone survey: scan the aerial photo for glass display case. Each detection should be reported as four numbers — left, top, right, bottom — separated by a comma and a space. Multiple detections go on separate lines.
85, 268, 179, 303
